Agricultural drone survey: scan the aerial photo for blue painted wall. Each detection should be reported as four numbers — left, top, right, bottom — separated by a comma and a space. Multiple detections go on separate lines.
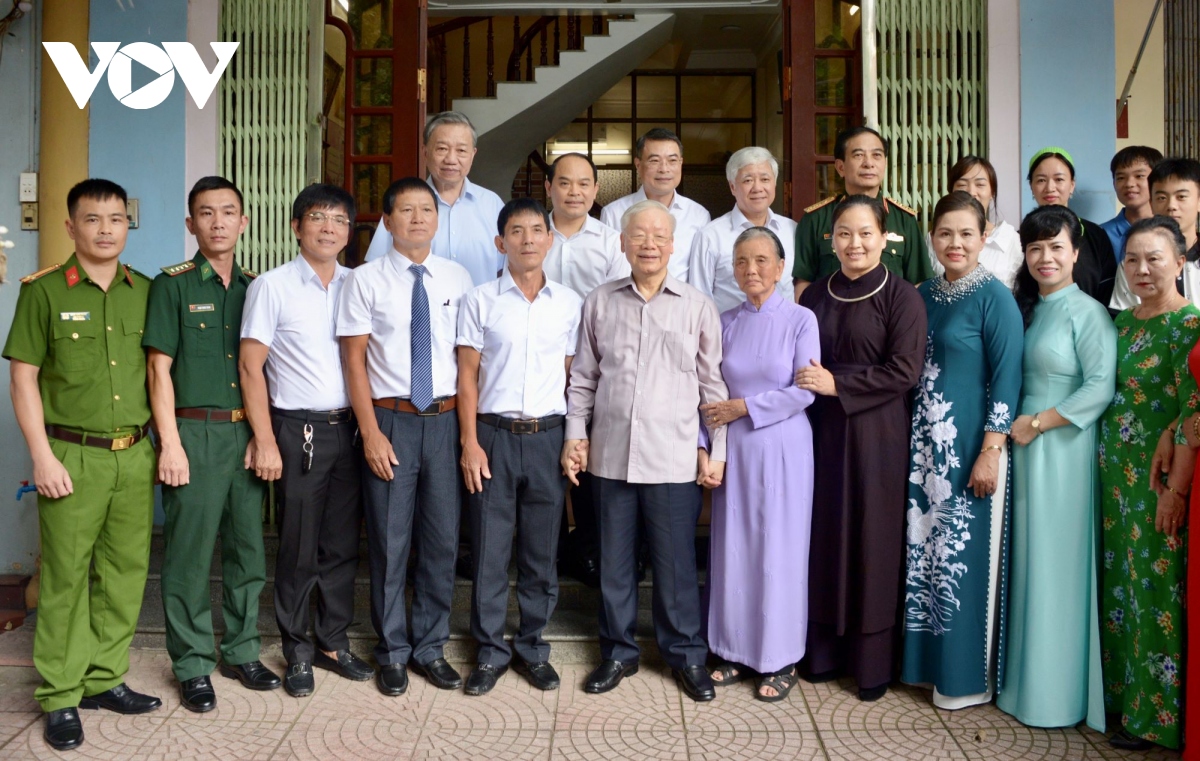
0, 5, 41, 573
89, 0, 189, 274
1019, 0, 1117, 223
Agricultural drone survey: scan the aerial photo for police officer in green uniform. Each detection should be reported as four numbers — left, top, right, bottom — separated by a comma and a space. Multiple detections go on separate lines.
5, 179, 161, 751
792, 126, 932, 298
143, 176, 280, 714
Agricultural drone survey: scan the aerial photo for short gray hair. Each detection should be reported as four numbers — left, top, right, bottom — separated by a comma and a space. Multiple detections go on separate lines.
725, 146, 779, 184
620, 199, 676, 234
424, 111, 478, 147
733, 226, 786, 260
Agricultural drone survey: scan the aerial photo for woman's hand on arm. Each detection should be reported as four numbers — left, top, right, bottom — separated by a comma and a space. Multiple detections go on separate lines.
700, 399, 748, 428
795, 359, 837, 396
967, 432, 1006, 497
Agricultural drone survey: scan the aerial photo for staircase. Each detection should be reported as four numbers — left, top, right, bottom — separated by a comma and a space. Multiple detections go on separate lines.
134, 527, 708, 664
446, 13, 675, 194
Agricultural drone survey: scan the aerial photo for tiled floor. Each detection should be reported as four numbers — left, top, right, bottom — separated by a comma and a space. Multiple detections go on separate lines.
0, 647, 1185, 760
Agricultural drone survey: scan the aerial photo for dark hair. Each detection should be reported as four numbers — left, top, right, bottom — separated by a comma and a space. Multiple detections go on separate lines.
1126, 215, 1191, 262
187, 176, 243, 217
634, 128, 683, 161
834, 126, 888, 161
1013, 205, 1082, 328
931, 191, 986, 234
497, 197, 551, 236
383, 177, 437, 215
1110, 146, 1163, 176
549, 152, 598, 182
733, 226, 786, 260
1027, 151, 1075, 183
291, 183, 356, 222
831, 194, 887, 233
67, 178, 127, 217
1149, 157, 1200, 191
948, 155, 997, 200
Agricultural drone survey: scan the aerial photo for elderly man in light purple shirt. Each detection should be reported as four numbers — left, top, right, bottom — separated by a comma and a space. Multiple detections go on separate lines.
562, 199, 728, 703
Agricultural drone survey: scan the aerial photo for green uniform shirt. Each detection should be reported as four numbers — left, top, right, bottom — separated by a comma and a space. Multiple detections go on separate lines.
2, 254, 152, 432
792, 194, 933, 284
142, 252, 254, 409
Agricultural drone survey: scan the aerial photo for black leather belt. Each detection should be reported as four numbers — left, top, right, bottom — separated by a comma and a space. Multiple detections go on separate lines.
476, 414, 564, 434
271, 407, 354, 424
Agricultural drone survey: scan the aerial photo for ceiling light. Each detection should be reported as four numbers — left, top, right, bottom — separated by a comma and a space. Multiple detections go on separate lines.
721, 24, 741, 32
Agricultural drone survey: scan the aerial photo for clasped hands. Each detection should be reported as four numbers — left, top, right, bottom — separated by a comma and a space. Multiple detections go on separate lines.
560, 438, 724, 489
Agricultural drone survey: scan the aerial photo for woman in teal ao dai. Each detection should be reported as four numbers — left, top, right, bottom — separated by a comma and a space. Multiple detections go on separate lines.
901, 193, 1024, 709
997, 205, 1116, 732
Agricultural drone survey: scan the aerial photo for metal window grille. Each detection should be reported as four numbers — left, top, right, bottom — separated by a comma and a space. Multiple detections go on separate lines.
875, 0, 987, 229
1165, 0, 1199, 158
219, 0, 309, 274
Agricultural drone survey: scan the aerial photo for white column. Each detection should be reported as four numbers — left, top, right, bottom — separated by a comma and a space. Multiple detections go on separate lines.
988, 0, 1022, 226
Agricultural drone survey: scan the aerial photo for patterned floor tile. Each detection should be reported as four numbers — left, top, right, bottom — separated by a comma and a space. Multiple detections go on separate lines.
681, 681, 817, 734
1077, 724, 1183, 760
800, 678, 943, 731
820, 727, 967, 760
686, 730, 825, 761
553, 665, 683, 732
0, 712, 38, 748
551, 730, 689, 761
135, 716, 289, 760
950, 725, 1096, 759
270, 715, 423, 761
5, 712, 168, 760
933, 697, 1039, 731
0, 667, 39, 712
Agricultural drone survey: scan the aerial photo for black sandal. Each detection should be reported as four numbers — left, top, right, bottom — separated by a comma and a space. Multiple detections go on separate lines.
709, 662, 752, 687
755, 669, 797, 703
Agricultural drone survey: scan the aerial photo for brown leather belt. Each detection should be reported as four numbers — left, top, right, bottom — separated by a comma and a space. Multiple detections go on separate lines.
372, 396, 457, 416
175, 407, 247, 423
477, 414, 564, 434
46, 425, 148, 451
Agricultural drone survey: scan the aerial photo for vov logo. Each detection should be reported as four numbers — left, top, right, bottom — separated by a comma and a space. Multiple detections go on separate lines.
43, 42, 239, 110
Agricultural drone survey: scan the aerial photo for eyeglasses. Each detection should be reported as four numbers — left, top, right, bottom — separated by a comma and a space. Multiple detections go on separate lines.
626, 233, 672, 248
305, 212, 351, 227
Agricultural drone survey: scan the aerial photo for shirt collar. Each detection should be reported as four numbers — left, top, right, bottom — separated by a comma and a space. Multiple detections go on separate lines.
741, 290, 784, 314
293, 253, 347, 286
634, 186, 684, 212
386, 249, 437, 278
427, 175, 476, 206
551, 213, 600, 240
729, 206, 778, 231
192, 251, 247, 284
499, 267, 556, 298
63, 253, 136, 289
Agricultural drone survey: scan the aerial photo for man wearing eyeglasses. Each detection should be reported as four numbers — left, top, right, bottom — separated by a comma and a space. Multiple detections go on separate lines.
601, 128, 710, 283
238, 184, 374, 698
143, 176, 279, 714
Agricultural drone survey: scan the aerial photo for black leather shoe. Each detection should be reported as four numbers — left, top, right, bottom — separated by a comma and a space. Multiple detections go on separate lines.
179, 676, 217, 713
857, 684, 888, 702
513, 659, 560, 691
562, 554, 601, 588
377, 664, 408, 696
584, 659, 639, 694
44, 708, 84, 751
283, 662, 314, 698
1110, 729, 1154, 751
674, 665, 716, 702
219, 660, 282, 691
79, 683, 162, 715
314, 650, 374, 682
411, 657, 463, 690
464, 663, 508, 696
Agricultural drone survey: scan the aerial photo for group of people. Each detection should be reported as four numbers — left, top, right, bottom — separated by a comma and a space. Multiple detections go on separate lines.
8, 109, 1200, 757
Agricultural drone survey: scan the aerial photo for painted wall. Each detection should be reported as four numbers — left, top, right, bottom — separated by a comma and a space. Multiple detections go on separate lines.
88, 0, 189, 274
1019, 0, 1117, 222
1114, 0, 1165, 155
0, 5, 42, 573
987, 0, 1021, 227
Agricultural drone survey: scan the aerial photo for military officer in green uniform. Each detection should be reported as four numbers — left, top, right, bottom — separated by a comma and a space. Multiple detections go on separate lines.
5, 179, 161, 751
143, 176, 280, 714
793, 126, 932, 299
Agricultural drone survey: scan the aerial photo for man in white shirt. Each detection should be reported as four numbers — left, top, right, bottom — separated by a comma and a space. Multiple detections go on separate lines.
338, 177, 476, 697
601, 128, 710, 283
688, 147, 797, 313
456, 198, 582, 697
362, 111, 506, 286
239, 184, 372, 697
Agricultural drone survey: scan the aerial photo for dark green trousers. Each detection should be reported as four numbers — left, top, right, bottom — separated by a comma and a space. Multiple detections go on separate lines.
161, 418, 266, 682
35, 436, 155, 712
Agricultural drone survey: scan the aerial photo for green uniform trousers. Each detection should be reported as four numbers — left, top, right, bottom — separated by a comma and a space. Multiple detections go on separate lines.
35, 436, 155, 712
161, 418, 266, 681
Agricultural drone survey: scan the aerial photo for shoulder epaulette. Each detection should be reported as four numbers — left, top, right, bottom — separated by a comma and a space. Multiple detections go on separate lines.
19, 263, 61, 284
126, 266, 152, 282
243, 270, 258, 279
161, 261, 196, 277
804, 196, 837, 214
886, 197, 918, 216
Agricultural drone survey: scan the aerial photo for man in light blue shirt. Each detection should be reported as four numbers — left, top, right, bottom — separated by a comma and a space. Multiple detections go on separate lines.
363, 112, 506, 286
1101, 145, 1162, 262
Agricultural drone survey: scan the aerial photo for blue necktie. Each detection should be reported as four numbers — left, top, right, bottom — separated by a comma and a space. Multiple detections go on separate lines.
409, 264, 434, 410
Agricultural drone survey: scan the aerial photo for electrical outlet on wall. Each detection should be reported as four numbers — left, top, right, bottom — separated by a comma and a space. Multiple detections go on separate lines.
20, 203, 37, 231
19, 173, 37, 202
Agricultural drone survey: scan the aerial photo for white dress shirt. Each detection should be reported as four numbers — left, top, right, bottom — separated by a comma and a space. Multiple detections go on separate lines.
336, 250, 475, 399
457, 269, 583, 418
601, 187, 711, 282
927, 220, 1024, 289
687, 207, 797, 313
241, 255, 351, 411
363, 176, 507, 286
545, 214, 630, 299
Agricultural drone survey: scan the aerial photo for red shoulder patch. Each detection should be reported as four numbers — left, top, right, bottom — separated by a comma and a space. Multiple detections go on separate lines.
65, 266, 81, 288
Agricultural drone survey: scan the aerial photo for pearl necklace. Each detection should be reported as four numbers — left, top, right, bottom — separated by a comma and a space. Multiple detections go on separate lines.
827, 267, 889, 303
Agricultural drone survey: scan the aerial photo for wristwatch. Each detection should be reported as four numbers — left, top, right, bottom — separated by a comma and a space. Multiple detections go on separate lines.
1031, 413, 1041, 431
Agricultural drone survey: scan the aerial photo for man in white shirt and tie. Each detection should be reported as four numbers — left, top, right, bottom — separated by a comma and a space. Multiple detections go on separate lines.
456, 198, 582, 697
601, 128, 710, 283
688, 147, 797, 313
338, 177, 476, 697
361, 111, 506, 286
239, 184, 372, 697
